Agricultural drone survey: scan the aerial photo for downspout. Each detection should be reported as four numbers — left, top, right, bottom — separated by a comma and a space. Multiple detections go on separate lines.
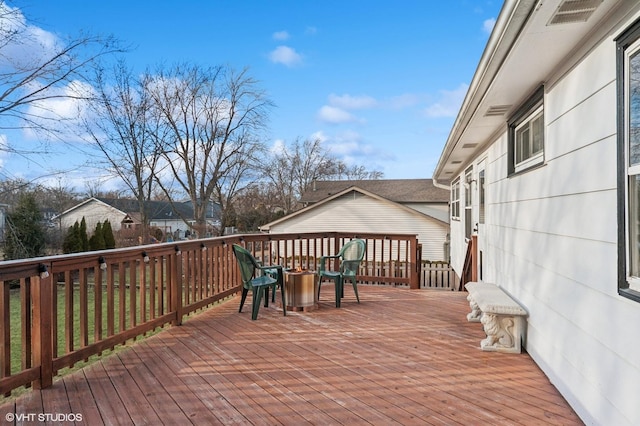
432, 178, 450, 190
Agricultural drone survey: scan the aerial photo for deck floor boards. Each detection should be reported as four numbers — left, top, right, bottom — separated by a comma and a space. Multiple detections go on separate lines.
0, 286, 583, 425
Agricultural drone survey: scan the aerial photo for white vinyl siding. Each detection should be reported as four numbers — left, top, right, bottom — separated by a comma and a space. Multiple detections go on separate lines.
268, 191, 449, 261
449, 26, 640, 425
58, 201, 126, 233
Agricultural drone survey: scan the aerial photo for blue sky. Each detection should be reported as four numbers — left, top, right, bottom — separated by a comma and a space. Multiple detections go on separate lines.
4, 0, 501, 191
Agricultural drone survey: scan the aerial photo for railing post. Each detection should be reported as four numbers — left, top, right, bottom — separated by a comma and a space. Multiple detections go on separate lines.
410, 237, 419, 289
471, 234, 478, 282
171, 250, 183, 326
332, 235, 341, 271
32, 265, 53, 389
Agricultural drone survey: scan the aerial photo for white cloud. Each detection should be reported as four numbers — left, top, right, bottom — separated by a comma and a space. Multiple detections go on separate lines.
23, 79, 96, 141
272, 31, 289, 41
328, 94, 378, 110
0, 3, 59, 70
305, 26, 317, 35
424, 83, 469, 118
270, 138, 287, 154
325, 130, 387, 160
309, 131, 328, 143
316, 105, 357, 124
388, 93, 420, 109
483, 18, 496, 35
268, 45, 302, 67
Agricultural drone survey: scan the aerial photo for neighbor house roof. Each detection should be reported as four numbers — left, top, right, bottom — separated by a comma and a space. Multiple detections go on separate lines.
261, 185, 448, 231
299, 179, 449, 204
54, 197, 221, 223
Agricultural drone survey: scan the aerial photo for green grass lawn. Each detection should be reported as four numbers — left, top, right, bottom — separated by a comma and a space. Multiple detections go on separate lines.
4, 282, 169, 398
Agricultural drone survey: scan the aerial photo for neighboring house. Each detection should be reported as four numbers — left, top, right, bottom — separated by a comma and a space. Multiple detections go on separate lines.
54, 197, 222, 241
433, 1, 640, 424
260, 179, 450, 261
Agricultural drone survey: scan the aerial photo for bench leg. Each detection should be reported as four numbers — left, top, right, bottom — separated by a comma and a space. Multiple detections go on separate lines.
479, 314, 524, 353
466, 294, 481, 322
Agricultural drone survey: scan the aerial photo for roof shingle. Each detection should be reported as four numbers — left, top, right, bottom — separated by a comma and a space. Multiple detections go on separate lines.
299, 179, 449, 204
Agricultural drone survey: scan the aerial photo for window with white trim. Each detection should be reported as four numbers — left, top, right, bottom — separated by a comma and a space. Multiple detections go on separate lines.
508, 87, 545, 175
479, 168, 485, 224
451, 179, 460, 220
617, 18, 640, 302
464, 166, 473, 238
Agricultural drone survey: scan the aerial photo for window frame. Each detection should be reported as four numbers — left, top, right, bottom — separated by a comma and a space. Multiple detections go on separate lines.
464, 166, 474, 239
451, 178, 460, 220
479, 168, 485, 225
617, 17, 640, 303
507, 86, 545, 176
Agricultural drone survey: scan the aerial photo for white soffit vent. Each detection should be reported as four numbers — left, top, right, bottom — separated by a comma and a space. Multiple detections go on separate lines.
484, 105, 512, 117
547, 0, 603, 25
462, 143, 478, 149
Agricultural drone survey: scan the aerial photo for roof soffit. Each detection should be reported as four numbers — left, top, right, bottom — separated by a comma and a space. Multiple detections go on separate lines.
434, 0, 622, 180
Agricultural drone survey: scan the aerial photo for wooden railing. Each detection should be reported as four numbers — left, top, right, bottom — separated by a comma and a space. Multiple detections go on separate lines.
459, 234, 478, 291
0, 232, 426, 397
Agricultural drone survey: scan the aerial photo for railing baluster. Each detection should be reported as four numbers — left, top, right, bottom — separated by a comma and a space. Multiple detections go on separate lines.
119, 261, 126, 334
65, 270, 74, 355
1, 280, 10, 393
21, 278, 32, 376
129, 259, 136, 331
79, 267, 89, 354
94, 265, 103, 352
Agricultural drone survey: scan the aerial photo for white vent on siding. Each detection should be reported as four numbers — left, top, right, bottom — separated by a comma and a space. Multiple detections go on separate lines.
547, 0, 603, 25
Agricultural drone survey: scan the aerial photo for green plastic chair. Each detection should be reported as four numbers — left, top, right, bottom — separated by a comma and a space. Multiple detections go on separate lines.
232, 244, 286, 320
317, 239, 366, 307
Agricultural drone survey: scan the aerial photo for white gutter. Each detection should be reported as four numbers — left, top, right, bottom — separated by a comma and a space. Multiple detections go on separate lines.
432, 0, 536, 188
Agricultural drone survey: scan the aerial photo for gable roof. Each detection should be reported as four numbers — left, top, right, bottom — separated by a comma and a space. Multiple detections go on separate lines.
261, 185, 448, 231
300, 179, 449, 204
54, 197, 221, 222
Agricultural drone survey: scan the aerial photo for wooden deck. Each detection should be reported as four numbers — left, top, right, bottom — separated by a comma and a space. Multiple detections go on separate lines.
0, 286, 582, 425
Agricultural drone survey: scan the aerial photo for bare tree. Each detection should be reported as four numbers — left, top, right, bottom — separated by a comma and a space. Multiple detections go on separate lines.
84, 61, 163, 241
262, 138, 331, 214
0, 3, 123, 151
147, 64, 272, 237
334, 163, 384, 180
262, 138, 383, 214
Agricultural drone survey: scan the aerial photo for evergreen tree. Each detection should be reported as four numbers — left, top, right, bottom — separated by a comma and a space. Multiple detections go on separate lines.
89, 222, 105, 250
3, 193, 45, 260
102, 220, 116, 249
62, 221, 84, 253
62, 225, 77, 253
80, 217, 89, 251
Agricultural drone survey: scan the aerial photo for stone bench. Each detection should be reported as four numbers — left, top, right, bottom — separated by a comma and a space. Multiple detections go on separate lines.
465, 282, 528, 354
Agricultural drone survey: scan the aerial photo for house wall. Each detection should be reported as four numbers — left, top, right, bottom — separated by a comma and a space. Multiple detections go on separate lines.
58, 201, 126, 234
269, 192, 449, 261
448, 9, 640, 425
